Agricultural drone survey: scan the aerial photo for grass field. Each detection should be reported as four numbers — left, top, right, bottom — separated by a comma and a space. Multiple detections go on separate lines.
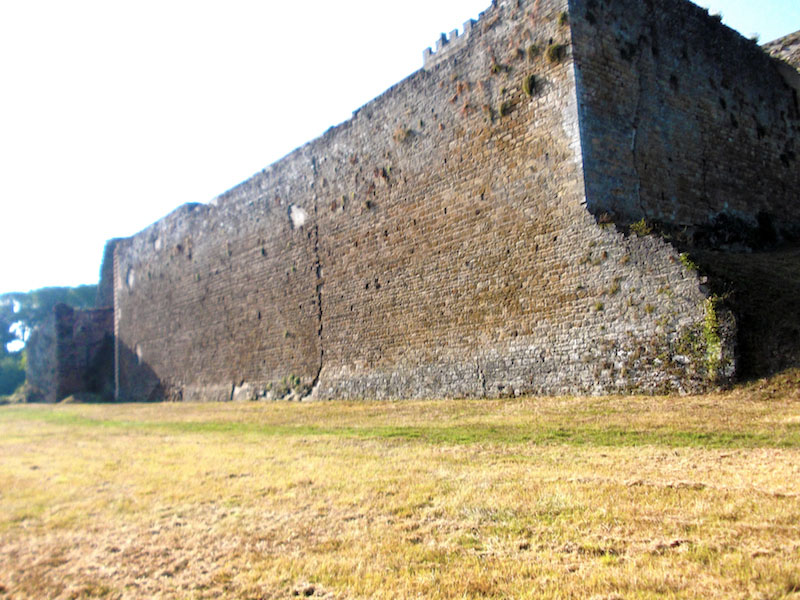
1, 374, 800, 599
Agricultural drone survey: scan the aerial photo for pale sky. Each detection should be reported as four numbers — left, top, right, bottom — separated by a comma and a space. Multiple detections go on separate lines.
1, 0, 798, 295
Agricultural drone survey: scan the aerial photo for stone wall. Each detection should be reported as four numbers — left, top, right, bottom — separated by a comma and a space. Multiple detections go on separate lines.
765, 31, 800, 70
96, 238, 123, 309
26, 304, 114, 402
25, 312, 56, 402
111, 0, 749, 402
570, 0, 800, 245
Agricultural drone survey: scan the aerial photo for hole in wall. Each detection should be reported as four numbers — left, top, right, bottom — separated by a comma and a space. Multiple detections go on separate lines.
135, 344, 143, 365
126, 268, 135, 290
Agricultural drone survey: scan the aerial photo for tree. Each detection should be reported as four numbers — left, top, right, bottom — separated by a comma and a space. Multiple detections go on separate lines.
1, 285, 97, 348
0, 297, 18, 356
0, 285, 97, 397
0, 353, 25, 395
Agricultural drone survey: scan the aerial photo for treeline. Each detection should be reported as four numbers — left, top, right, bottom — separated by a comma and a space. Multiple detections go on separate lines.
0, 285, 97, 397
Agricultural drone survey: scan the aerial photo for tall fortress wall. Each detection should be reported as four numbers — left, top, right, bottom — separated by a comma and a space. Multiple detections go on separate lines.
87, 0, 800, 402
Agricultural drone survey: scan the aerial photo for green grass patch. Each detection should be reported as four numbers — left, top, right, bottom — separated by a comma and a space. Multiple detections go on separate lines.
3, 405, 799, 449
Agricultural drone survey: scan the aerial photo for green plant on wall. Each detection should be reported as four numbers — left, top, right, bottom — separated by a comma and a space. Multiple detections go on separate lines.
546, 43, 567, 63
490, 59, 509, 75
269, 373, 306, 399
522, 74, 536, 97
703, 296, 723, 380
679, 253, 698, 272
630, 219, 652, 236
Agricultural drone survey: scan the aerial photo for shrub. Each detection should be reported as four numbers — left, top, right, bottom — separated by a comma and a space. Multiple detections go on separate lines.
490, 60, 509, 75
679, 253, 699, 272
522, 74, 536, 97
546, 43, 567, 63
629, 218, 652, 236
703, 296, 723, 379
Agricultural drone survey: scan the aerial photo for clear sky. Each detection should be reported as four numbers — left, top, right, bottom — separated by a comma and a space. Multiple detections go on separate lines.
1, 0, 798, 295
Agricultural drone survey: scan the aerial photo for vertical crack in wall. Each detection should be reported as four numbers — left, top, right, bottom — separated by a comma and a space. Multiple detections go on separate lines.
308, 221, 324, 395
307, 156, 325, 397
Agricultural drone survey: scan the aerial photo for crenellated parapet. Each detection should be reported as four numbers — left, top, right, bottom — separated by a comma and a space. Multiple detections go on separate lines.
423, 18, 478, 69
422, 0, 525, 69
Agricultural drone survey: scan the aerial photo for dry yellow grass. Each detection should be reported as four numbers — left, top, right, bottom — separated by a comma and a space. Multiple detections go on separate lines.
2, 375, 800, 599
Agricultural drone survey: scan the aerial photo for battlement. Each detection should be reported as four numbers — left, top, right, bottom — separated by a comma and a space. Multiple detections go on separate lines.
423, 18, 478, 69
422, 0, 517, 69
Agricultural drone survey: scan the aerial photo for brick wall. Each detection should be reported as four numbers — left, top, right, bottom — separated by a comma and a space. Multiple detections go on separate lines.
113, 0, 791, 401
25, 312, 56, 402
765, 31, 800, 70
570, 0, 800, 244
26, 304, 114, 402
96, 238, 123, 309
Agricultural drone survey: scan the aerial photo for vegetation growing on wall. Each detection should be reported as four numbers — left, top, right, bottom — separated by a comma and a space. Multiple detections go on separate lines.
546, 43, 568, 63
629, 219, 653, 237
679, 252, 699, 272
703, 296, 723, 380
522, 74, 536, 96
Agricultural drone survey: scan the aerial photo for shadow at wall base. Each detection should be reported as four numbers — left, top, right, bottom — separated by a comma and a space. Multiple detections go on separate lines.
694, 245, 800, 380
116, 341, 169, 402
